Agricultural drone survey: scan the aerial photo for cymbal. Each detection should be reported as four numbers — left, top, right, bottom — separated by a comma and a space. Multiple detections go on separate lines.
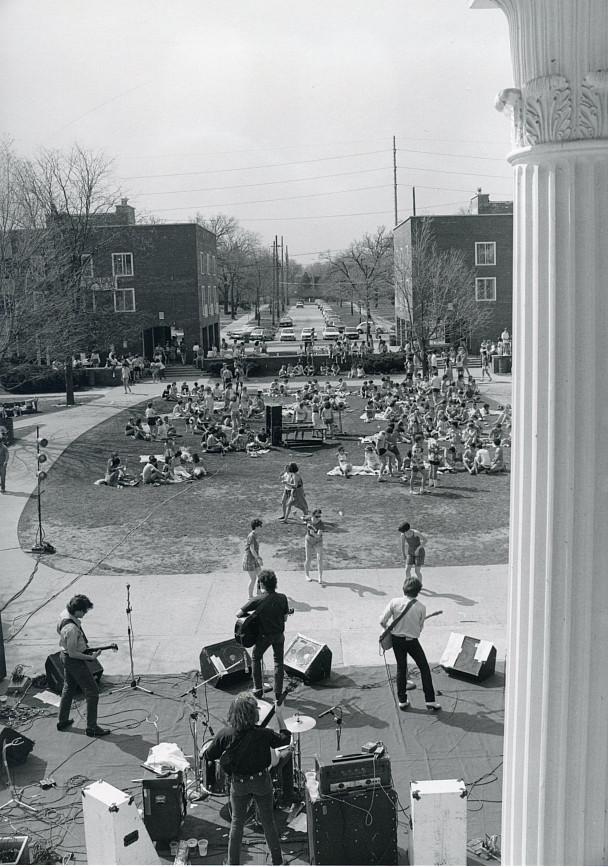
285, 714, 316, 733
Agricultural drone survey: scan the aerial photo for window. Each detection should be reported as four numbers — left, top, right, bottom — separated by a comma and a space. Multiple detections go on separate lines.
475, 241, 496, 266
112, 252, 133, 277
114, 288, 136, 312
212, 254, 216, 275
81, 254, 94, 277
200, 252, 205, 274
206, 253, 211, 275
476, 277, 496, 301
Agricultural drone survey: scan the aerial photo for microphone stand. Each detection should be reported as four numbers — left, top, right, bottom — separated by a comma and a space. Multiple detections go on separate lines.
184, 673, 212, 802
109, 584, 153, 695
330, 707, 343, 754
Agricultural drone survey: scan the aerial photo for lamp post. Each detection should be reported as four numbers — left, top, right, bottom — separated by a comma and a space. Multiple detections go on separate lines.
31, 427, 55, 554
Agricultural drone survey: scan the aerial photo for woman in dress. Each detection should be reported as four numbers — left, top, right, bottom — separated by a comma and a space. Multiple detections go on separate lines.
304, 508, 325, 585
243, 518, 263, 598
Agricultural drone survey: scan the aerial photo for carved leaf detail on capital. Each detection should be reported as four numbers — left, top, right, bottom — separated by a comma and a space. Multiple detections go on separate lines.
580, 69, 608, 139
523, 75, 572, 145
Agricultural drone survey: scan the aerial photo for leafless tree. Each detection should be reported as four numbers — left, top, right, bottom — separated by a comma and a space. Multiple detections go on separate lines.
394, 217, 486, 373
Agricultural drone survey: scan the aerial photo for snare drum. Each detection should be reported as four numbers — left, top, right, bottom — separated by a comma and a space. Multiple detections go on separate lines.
199, 739, 229, 796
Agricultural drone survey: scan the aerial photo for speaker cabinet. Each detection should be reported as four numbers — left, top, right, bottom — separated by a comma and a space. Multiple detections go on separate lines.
82, 779, 160, 864
265, 404, 283, 446
0, 726, 35, 766
199, 640, 252, 687
306, 786, 397, 865
142, 773, 187, 842
284, 634, 332, 683
45, 652, 103, 695
409, 778, 467, 866
440, 632, 497, 682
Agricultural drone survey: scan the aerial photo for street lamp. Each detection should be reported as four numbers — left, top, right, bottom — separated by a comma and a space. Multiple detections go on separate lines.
31, 427, 55, 554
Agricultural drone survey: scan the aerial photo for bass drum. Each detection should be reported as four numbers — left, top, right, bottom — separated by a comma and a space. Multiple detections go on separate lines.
200, 739, 229, 796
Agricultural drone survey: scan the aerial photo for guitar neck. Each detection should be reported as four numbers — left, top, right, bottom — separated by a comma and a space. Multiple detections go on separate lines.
86, 644, 117, 654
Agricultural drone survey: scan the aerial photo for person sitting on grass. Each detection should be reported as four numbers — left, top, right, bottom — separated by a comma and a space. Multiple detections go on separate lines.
229, 427, 250, 452
141, 455, 170, 485
336, 446, 353, 477
474, 445, 492, 473
203, 427, 226, 454
487, 438, 506, 473
363, 444, 382, 474
462, 443, 477, 475
269, 379, 281, 397
125, 417, 139, 439
247, 431, 270, 454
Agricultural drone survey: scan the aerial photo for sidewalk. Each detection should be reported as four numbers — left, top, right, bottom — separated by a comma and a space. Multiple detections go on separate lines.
1, 377, 510, 681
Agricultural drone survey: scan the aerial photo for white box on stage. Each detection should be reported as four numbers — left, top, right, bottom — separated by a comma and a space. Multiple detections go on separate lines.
408, 778, 467, 866
82, 780, 160, 865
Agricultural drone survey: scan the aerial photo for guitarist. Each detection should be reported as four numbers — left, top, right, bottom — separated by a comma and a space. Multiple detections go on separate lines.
379, 578, 441, 712
236, 570, 289, 702
56, 594, 110, 738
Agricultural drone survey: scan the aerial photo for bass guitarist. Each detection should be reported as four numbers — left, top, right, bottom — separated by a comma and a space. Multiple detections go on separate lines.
56, 594, 111, 738
236, 570, 289, 702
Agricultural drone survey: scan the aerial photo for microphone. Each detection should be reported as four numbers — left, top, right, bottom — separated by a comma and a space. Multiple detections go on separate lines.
318, 705, 339, 719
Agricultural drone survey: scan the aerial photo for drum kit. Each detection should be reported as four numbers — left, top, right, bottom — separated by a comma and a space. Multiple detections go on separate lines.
284, 710, 316, 795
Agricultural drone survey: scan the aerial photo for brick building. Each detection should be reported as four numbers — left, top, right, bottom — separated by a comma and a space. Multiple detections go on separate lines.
82, 200, 220, 358
394, 191, 513, 353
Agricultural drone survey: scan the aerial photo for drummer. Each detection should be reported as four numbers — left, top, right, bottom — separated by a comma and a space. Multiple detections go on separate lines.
204, 691, 292, 865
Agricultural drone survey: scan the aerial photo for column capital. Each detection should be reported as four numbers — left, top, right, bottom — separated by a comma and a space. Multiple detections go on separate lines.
473, 0, 608, 148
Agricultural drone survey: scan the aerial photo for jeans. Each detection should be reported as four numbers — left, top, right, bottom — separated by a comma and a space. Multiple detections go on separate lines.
252, 633, 284, 699
58, 654, 100, 729
228, 771, 283, 864
391, 636, 436, 704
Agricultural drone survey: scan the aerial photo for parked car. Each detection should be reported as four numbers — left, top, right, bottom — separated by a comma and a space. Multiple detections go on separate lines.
356, 320, 374, 334
322, 327, 341, 340
279, 316, 293, 328
295, 301, 304, 308
344, 327, 360, 340
301, 328, 315, 341
279, 328, 297, 342
250, 327, 275, 341
230, 328, 252, 342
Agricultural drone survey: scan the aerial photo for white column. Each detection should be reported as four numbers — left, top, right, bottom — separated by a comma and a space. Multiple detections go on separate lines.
471, 2, 608, 864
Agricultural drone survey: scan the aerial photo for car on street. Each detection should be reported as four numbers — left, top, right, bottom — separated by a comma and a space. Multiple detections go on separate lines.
250, 327, 275, 341
301, 328, 315, 341
344, 327, 360, 340
279, 316, 293, 328
356, 320, 374, 334
296, 301, 304, 308
279, 328, 297, 342
322, 327, 341, 340
228, 328, 252, 342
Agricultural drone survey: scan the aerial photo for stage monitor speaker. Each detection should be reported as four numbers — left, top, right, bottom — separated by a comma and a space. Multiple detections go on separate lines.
440, 632, 496, 682
284, 634, 332, 683
409, 778, 467, 866
265, 403, 283, 446
45, 652, 103, 695
306, 785, 397, 865
199, 640, 252, 687
82, 779, 160, 865
0, 726, 34, 766
0, 612, 6, 680
142, 772, 187, 843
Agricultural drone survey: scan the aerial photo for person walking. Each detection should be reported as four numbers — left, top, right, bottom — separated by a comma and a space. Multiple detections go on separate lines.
399, 522, 426, 581
0, 437, 9, 493
237, 569, 290, 701
204, 692, 291, 865
121, 360, 132, 393
279, 462, 308, 522
304, 509, 324, 585
379, 577, 441, 711
56, 594, 110, 737
243, 518, 264, 598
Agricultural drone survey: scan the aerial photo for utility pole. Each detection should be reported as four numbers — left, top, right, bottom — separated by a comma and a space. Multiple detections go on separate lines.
285, 245, 290, 308
393, 136, 398, 226
271, 240, 276, 326
280, 236, 285, 312
412, 186, 417, 217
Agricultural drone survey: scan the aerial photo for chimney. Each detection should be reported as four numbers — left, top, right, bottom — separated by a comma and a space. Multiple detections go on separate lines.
115, 197, 136, 225
470, 187, 490, 214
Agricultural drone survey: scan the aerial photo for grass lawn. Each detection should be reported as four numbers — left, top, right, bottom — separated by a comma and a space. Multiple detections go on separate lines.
18, 388, 510, 576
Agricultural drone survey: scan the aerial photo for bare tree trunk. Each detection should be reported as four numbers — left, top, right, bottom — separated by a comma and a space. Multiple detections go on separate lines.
65, 356, 75, 406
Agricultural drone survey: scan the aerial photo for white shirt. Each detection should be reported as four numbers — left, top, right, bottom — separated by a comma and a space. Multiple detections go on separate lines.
380, 596, 426, 639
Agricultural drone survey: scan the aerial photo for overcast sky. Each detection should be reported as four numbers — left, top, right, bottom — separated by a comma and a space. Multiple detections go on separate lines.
0, 0, 514, 264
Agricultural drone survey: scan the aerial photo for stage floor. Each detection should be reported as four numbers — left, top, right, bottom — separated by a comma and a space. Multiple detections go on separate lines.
0, 663, 503, 864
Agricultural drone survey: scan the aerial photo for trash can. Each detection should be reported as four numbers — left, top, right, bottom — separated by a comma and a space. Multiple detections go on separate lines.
492, 354, 512, 375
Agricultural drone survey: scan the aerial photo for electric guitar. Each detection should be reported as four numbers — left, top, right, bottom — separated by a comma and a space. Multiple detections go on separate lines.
84, 644, 119, 655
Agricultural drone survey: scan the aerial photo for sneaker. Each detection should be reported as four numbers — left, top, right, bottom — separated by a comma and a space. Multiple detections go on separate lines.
425, 702, 441, 712
57, 719, 74, 731
305, 575, 313, 582
398, 700, 410, 710
86, 727, 111, 737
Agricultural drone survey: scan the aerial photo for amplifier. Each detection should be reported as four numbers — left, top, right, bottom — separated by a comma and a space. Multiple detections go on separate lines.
316, 754, 392, 796
142, 772, 186, 842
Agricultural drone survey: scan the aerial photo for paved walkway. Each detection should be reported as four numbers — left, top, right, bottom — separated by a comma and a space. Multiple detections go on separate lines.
1, 375, 511, 679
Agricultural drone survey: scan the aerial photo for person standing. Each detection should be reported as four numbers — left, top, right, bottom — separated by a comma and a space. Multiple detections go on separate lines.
121, 360, 132, 393
304, 509, 324, 585
204, 692, 291, 865
380, 577, 441, 711
237, 569, 289, 701
56, 594, 110, 737
399, 522, 426, 581
243, 518, 264, 598
279, 462, 308, 522
0, 437, 9, 493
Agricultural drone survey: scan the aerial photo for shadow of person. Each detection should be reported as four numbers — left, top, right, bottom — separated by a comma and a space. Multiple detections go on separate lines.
319, 581, 386, 598
420, 587, 477, 606
289, 599, 329, 613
